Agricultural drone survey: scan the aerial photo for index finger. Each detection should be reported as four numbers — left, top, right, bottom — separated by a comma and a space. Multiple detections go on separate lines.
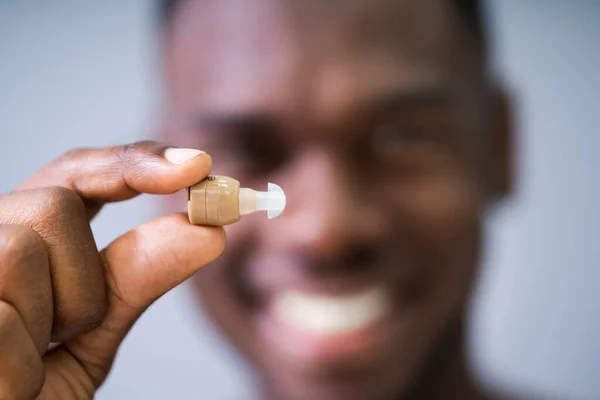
16, 141, 211, 215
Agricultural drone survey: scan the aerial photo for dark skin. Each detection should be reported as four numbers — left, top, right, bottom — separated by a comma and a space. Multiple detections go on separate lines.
163, 1, 512, 399
0, 0, 511, 399
0, 143, 225, 399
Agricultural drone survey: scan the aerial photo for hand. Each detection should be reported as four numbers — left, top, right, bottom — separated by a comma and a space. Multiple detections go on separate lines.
0, 141, 225, 399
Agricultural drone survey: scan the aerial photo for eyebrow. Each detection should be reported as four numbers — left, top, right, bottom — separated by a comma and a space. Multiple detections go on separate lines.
197, 112, 279, 134
195, 87, 454, 132
364, 87, 454, 117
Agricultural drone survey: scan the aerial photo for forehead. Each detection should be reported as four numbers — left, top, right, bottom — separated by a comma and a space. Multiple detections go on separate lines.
165, 0, 482, 121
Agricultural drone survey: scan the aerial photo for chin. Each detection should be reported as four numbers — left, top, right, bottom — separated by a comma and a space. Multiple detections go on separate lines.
258, 352, 417, 400
249, 295, 448, 400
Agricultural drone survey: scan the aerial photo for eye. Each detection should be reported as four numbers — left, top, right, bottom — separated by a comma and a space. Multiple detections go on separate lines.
222, 122, 289, 175
370, 121, 432, 157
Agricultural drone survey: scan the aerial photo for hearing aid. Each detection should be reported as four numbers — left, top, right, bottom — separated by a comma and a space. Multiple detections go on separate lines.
187, 175, 286, 226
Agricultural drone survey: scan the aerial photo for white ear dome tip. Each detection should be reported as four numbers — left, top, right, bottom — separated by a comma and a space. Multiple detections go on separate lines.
268, 182, 283, 193
267, 183, 286, 219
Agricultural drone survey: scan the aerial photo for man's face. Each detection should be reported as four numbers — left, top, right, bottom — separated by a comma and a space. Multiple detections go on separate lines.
163, 1, 505, 399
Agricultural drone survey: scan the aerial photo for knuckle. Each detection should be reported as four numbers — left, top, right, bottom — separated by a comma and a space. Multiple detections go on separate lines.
76, 301, 108, 331
119, 140, 163, 161
0, 225, 46, 268
54, 300, 107, 340
43, 186, 82, 208
116, 141, 167, 185
52, 269, 108, 340
58, 147, 88, 163
38, 186, 86, 221
53, 147, 90, 173
0, 300, 20, 330
26, 187, 87, 238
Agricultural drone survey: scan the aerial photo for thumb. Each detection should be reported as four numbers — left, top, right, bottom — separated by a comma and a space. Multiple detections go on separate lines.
55, 212, 225, 387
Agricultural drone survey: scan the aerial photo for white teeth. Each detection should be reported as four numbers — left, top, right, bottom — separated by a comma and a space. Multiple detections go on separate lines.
272, 287, 389, 336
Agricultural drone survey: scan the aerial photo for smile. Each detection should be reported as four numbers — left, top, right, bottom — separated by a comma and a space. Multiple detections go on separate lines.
272, 286, 390, 336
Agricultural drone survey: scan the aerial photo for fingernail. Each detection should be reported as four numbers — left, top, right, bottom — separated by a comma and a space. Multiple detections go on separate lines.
164, 147, 205, 165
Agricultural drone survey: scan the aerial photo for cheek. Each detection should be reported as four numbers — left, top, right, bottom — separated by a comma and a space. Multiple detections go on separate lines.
404, 176, 481, 245
388, 174, 482, 304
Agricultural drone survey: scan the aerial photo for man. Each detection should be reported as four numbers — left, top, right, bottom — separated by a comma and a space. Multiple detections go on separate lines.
0, 0, 512, 399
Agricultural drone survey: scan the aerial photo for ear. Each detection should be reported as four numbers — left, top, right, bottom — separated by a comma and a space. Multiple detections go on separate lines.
487, 88, 514, 200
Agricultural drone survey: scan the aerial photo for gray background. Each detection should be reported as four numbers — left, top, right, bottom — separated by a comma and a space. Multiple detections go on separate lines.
1, 1, 599, 399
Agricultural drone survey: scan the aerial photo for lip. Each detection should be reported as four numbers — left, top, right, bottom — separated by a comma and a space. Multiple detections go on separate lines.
256, 297, 395, 369
244, 253, 389, 296
243, 255, 408, 368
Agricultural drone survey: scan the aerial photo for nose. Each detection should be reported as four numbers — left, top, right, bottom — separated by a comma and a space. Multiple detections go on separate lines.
266, 148, 386, 273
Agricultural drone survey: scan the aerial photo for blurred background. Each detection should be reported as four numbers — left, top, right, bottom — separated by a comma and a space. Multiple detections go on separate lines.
0, 1, 598, 399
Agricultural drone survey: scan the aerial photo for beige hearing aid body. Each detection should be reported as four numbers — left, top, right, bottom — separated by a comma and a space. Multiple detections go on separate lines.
187, 175, 286, 226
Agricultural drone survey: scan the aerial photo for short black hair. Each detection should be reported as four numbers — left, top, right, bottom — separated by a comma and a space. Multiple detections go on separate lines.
157, 0, 179, 27
157, 0, 485, 42
454, 0, 485, 38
